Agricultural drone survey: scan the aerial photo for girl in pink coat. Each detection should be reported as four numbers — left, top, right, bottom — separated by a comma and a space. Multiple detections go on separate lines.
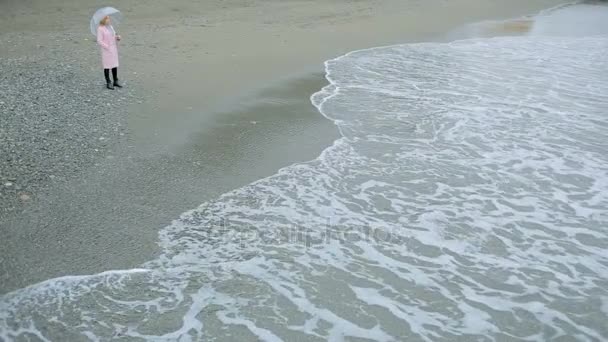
97, 16, 122, 90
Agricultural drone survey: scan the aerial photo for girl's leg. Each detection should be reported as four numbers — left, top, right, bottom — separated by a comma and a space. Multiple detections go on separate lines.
112, 67, 122, 87
104, 69, 113, 89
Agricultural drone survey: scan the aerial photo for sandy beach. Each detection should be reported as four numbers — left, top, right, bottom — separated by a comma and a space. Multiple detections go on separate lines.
0, 0, 565, 294
2, 1, 608, 340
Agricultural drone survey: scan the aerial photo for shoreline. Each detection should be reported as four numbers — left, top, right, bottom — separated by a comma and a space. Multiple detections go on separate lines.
1, 0, 566, 294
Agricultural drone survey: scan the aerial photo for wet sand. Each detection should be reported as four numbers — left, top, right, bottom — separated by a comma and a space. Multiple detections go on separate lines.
0, 0, 565, 294
1, 74, 338, 292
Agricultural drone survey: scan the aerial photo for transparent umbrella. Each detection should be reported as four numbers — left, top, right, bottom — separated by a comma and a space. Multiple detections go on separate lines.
90, 7, 122, 36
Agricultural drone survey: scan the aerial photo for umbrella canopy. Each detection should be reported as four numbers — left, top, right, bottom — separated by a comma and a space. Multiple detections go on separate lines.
90, 7, 122, 36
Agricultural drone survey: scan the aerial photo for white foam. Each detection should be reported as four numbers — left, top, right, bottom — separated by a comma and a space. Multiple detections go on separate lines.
531, 3, 608, 36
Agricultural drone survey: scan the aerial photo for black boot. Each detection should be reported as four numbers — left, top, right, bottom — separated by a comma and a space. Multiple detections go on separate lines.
111, 68, 122, 88
106, 82, 114, 90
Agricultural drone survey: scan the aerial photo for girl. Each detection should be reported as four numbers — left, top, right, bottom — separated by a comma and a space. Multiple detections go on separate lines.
97, 15, 122, 90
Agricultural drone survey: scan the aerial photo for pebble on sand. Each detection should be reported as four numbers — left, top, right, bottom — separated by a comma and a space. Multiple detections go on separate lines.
0, 54, 139, 212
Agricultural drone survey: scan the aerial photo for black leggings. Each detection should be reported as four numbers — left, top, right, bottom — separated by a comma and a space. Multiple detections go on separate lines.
104, 67, 118, 83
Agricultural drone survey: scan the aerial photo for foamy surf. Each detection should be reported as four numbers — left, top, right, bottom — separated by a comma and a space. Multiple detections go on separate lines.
2, 4, 608, 341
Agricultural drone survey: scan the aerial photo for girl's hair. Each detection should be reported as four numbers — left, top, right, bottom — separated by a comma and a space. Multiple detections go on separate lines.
100, 16, 109, 25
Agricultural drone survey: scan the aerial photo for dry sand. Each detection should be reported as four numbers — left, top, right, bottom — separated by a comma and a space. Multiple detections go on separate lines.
0, 0, 565, 293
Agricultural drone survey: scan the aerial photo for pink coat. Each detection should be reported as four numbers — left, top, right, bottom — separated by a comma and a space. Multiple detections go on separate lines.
96, 25, 119, 69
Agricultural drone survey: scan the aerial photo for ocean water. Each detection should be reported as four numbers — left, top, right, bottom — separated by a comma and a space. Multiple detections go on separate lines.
2, 4, 608, 342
